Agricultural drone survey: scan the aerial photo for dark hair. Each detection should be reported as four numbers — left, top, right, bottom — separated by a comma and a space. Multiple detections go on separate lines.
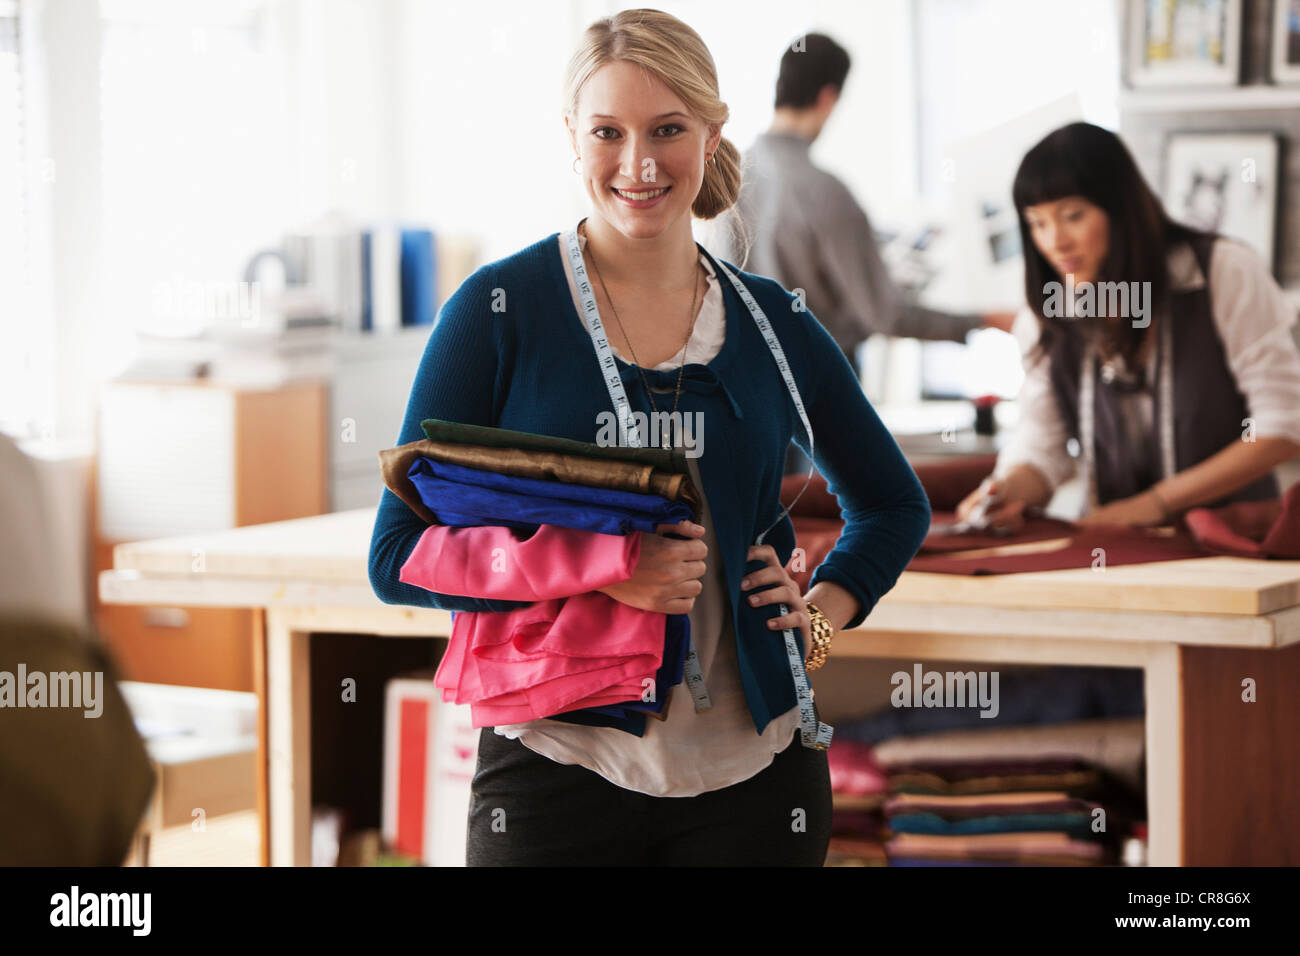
1012, 121, 1208, 363
774, 33, 850, 109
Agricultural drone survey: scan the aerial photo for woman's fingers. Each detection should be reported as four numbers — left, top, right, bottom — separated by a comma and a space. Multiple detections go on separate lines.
765, 607, 809, 632
956, 479, 999, 521
749, 582, 799, 609
739, 565, 784, 590
988, 500, 1026, 532
656, 519, 705, 537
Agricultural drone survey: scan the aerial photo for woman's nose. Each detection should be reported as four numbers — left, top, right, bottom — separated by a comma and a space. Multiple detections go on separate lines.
619, 137, 655, 184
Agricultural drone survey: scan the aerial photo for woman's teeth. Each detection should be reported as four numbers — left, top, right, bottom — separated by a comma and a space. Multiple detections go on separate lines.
613, 187, 668, 200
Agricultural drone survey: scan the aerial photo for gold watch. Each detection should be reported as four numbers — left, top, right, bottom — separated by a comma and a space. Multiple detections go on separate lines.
803, 602, 835, 671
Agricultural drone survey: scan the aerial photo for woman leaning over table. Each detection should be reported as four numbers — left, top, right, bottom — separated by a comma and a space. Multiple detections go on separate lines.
959, 122, 1300, 532
367, 9, 930, 866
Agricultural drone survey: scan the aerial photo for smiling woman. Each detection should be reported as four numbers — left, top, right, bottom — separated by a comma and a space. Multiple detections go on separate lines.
367, 7, 932, 868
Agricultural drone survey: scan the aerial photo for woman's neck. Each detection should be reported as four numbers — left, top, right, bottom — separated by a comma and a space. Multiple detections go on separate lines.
581, 215, 700, 290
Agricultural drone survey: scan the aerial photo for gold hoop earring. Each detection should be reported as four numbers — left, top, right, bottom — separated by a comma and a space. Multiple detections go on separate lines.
572, 156, 581, 174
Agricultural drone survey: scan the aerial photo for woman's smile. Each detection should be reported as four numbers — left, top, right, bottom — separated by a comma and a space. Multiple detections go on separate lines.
610, 185, 671, 208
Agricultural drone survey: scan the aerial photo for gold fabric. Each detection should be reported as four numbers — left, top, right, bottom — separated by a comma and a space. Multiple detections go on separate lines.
379, 438, 702, 526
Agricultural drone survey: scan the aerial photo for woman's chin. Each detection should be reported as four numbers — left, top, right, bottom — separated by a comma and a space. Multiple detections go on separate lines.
606, 207, 676, 237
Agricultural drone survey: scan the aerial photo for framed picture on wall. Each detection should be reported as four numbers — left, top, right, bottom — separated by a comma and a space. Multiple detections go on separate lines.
1273, 0, 1300, 84
1162, 131, 1280, 272
1127, 0, 1242, 87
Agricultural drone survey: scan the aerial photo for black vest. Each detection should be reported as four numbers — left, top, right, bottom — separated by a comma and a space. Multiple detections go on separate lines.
1047, 234, 1278, 507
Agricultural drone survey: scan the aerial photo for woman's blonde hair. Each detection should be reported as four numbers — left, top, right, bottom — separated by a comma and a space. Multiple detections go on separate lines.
563, 8, 741, 221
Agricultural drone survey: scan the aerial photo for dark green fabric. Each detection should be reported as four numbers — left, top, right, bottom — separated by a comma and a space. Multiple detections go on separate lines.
421, 418, 691, 475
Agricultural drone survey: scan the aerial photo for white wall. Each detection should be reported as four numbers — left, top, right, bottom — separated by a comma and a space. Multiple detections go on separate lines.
390, 0, 917, 262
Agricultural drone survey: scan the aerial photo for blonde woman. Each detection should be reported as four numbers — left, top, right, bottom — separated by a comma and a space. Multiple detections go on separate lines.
369, 9, 929, 866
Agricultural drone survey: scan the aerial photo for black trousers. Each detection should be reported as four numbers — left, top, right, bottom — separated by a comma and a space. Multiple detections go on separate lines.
465, 726, 832, 866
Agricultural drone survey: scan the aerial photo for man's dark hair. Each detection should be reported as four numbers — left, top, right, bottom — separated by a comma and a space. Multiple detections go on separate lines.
774, 33, 850, 109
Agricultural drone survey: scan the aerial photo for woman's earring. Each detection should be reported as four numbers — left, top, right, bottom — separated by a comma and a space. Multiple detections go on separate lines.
572, 156, 581, 174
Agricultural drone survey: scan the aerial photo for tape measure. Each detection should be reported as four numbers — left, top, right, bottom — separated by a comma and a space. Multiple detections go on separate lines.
565, 226, 833, 750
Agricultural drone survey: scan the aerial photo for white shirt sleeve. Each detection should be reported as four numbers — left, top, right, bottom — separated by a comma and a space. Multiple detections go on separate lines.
993, 305, 1078, 490
1206, 239, 1300, 446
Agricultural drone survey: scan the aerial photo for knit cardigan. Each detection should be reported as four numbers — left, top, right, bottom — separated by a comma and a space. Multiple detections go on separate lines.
368, 231, 931, 736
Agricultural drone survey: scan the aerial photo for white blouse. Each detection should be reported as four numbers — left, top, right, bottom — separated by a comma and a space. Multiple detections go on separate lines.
995, 238, 1300, 496
488, 227, 802, 797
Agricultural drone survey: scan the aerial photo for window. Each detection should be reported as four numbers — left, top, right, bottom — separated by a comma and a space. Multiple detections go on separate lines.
0, 0, 49, 438
97, 0, 293, 366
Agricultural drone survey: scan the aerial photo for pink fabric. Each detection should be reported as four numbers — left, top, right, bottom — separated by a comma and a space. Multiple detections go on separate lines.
398, 522, 642, 600
828, 739, 889, 796
399, 523, 667, 726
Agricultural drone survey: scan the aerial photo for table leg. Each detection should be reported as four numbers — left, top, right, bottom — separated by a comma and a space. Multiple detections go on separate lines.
1143, 644, 1182, 866
1180, 640, 1300, 865
267, 608, 312, 866
253, 610, 269, 867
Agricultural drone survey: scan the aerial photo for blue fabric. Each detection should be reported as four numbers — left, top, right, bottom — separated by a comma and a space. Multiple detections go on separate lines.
368, 230, 931, 737
837, 666, 1145, 744
888, 812, 1095, 836
407, 457, 693, 535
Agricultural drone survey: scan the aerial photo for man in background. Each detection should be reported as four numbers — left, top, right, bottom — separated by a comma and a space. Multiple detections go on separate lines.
713, 34, 1014, 471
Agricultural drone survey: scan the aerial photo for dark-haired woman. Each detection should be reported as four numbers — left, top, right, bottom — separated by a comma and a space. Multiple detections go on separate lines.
959, 122, 1300, 531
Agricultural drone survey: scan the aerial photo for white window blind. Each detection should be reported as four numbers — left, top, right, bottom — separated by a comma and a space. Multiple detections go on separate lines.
97, 0, 292, 356
0, 0, 43, 438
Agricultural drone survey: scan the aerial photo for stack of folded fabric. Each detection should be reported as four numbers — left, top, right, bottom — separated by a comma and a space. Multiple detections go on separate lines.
824, 739, 889, 866
832, 666, 1149, 866
380, 419, 702, 731
882, 760, 1118, 866
869, 718, 1147, 866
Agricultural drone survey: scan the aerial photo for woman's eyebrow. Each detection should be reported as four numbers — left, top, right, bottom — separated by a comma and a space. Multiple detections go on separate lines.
590, 112, 690, 121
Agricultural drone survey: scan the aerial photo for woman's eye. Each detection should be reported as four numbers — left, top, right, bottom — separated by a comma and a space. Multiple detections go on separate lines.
592, 127, 618, 140
656, 124, 684, 136
1064, 210, 1084, 222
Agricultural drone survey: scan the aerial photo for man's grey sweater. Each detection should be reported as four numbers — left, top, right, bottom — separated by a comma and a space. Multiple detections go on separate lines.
711, 131, 980, 349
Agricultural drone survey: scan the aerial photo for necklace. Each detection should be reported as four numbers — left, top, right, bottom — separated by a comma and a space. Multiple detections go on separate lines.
581, 220, 704, 448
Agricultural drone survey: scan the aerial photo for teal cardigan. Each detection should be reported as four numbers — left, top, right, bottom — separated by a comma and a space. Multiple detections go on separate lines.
368, 232, 930, 736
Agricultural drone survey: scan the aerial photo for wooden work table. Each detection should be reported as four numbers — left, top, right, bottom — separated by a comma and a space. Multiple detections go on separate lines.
99, 508, 1300, 867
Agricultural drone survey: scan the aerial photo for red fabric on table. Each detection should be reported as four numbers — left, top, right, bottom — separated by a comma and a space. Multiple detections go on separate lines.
921, 513, 1078, 553
780, 456, 1001, 589
1182, 481, 1300, 559
783, 458, 1299, 577
907, 526, 1205, 575
779, 454, 998, 518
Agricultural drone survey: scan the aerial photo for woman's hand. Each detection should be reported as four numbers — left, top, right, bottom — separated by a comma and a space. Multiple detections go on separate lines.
955, 478, 1028, 533
1074, 492, 1165, 528
954, 464, 1053, 534
597, 519, 708, 615
741, 544, 809, 648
